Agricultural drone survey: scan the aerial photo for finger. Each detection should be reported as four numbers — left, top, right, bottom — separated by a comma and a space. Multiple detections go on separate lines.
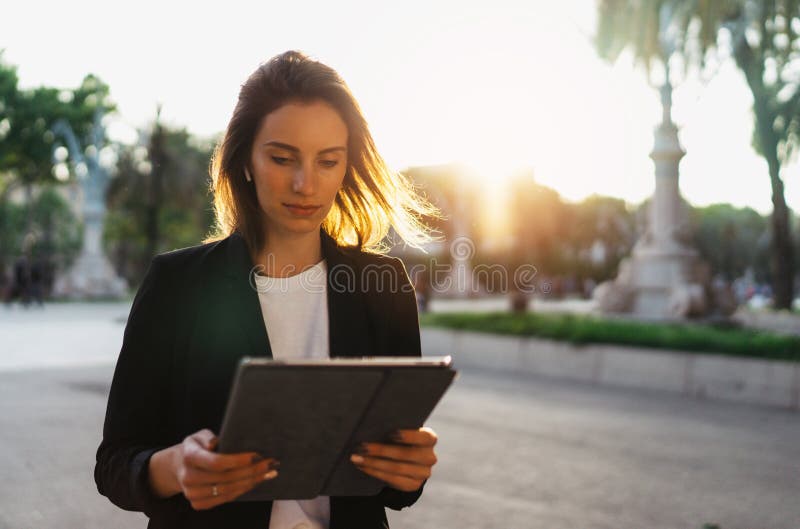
392, 427, 438, 447
360, 443, 437, 467
184, 441, 260, 472
352, 464, 423, 492
182, 458, 279, 487
350, 454, 431, 480
191, 429, 218, 451
186, 469, 278, 501
186, 469, 279, 509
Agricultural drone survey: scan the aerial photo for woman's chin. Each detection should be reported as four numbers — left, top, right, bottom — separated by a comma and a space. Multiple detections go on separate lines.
266, 218, 324, 237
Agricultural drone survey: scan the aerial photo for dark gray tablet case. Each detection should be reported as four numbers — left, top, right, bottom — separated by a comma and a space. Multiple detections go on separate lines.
216, 357, 457, 501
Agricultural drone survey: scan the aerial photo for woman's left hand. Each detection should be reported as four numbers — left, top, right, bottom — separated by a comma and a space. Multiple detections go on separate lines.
350, 427, 438, 492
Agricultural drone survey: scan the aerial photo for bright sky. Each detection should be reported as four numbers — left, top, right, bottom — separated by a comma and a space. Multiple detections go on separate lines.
4, 0, 798, 215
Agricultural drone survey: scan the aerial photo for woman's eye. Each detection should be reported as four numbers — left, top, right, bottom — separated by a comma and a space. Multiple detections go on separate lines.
319, 159, 339, 168
271, 156, 294, 165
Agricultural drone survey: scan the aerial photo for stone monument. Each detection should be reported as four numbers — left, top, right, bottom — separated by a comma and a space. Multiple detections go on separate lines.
594, 9, 732, 320
51, 111, 127, 299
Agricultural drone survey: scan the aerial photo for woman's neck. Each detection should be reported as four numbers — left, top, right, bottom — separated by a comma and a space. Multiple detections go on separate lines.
253, 229, 323, 278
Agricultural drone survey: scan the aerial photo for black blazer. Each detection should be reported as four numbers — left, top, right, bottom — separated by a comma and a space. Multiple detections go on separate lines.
95, 230, 425, 529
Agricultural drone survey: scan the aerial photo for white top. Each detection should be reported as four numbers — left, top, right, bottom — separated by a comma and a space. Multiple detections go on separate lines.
253, 259, 331, 529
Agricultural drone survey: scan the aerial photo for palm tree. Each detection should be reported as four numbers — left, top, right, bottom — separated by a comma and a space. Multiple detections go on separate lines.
596, 0, 799, 309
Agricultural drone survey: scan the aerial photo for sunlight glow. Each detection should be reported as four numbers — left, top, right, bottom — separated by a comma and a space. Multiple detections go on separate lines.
3, 0, 797, 214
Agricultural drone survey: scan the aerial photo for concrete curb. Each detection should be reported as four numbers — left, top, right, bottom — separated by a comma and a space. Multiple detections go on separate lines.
421, 328, 800, 411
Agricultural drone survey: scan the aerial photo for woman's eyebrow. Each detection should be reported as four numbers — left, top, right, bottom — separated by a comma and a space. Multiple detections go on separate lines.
262, 140, 346, 155
318, 146, 347, 155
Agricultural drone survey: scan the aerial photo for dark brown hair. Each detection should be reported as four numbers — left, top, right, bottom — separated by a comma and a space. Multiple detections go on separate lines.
206, 50, 438, 254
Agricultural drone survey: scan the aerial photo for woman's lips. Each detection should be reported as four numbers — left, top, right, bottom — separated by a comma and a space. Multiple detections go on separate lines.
283, 203, 321, 217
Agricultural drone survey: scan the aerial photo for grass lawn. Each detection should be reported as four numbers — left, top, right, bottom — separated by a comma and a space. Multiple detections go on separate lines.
420, 311, 800, 361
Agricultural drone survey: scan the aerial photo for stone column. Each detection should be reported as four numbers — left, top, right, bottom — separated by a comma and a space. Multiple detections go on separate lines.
648, 80, 687, 253
595, 75, 715, 319
51, 115, 127, 300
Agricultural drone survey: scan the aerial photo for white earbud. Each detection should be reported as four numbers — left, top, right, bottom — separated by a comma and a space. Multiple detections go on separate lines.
244, 167, 253, 182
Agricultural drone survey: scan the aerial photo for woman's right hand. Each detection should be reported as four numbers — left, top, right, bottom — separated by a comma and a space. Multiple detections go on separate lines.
148, 428, 279, 510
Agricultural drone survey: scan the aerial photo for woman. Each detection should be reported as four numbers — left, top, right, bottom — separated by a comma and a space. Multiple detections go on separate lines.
95, 50, 441, 529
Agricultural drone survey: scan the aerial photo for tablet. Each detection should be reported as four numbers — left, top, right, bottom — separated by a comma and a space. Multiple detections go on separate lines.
217, 356, 457, 501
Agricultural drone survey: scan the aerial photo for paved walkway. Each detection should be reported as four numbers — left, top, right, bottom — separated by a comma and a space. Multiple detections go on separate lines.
0, 302, 130, 372
2, 302, 799, 529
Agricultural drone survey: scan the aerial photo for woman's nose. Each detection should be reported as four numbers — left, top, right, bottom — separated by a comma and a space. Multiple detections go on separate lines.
292, 164, 317, 195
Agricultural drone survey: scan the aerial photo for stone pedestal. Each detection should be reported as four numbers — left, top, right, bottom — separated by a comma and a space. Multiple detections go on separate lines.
53, 200, 127, 299
595, 81, 727, 320
597, 244, 711, 319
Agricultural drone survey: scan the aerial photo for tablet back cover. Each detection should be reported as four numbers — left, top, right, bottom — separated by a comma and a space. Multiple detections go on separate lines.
218, 361, 456, 501
219, 366, 384, 500
321, 366, 456, 496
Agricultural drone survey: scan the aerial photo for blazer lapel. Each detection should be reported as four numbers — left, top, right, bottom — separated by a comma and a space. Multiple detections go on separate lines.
224, 229, 374, 361
321, 230, 374, 359
224, 232, 273, 360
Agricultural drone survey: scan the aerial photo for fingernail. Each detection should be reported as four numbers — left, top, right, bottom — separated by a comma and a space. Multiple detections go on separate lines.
263, 469, 278, 480
268, 460, 281, 470
252, 454, 265, 464
350, 454, 365, 464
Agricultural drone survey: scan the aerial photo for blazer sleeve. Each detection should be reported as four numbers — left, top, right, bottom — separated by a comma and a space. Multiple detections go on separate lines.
373, 257, 427, 510
94, 254, 183, 517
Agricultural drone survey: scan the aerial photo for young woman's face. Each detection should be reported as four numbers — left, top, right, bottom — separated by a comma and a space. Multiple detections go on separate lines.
249, 100, 348, 240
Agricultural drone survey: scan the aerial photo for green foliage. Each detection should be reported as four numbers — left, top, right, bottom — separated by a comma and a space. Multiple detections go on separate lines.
596, 1, 744, 70
0, 185, 80, 265
560, 194, 636, 281
63, 74, 115, 144
0, 53, 114, 190
0, 197, 26, 258
0, 52, 19, 172
420, 311, 800, 360
596, 0, 800, 166
470, 173, 635, 282
0, 51, 114, 285
596, 0, 665, 67
104, 125, 216, 287
691, 203, 771, 281
408, 160, 777, 287
28, 185, 82, 264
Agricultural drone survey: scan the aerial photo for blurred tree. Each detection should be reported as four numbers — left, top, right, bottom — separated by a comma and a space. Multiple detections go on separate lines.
2, 71, 114, 209
0, 54, 20, 275
0, 185, 80, 294
145, 106, 166, 263
507, 173, 569, 276
0, 53, 115, 287
0, 53, 19, 179
563, 195, 636, 281
27, 185, 81, 293
690, 203, 770, 281
596, 0, 800, 309
0, 199, 25, 259
401, 164, 477, 254
105, 119, 216, 286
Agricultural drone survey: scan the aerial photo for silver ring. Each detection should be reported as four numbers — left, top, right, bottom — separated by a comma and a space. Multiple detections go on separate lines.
211, 484, 219, 497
